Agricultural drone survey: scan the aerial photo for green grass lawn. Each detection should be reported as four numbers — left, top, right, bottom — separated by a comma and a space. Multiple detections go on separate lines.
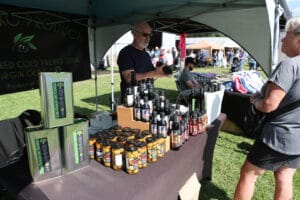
0, 66, 299, 200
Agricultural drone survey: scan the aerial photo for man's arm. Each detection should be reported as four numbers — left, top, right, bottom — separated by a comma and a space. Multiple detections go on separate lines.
121, 65, 168, 83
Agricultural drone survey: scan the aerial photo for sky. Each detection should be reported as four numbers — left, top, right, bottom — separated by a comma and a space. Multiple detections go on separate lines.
286, 0, 300, 16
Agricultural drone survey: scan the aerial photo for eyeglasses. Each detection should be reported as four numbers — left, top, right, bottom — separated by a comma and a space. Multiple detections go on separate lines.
134, 29, 152, 37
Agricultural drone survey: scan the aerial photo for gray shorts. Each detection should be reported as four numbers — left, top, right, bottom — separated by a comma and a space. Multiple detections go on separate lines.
247, 140, 300, 171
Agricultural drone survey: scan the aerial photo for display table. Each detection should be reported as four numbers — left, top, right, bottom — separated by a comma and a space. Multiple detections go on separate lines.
1, 113, 226, 200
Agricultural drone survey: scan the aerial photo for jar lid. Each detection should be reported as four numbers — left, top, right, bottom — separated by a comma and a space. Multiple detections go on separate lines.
132, 128, 140, 134
111, 142, 122, 149
126, 145, 137, 152
117, 136, 127, 142
146, 137, 154, 143
134, 133, 144, 139
122, 127, 132, 132
135, 140, 146, 147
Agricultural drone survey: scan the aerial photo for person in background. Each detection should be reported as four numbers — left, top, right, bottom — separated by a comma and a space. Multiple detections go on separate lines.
178, 57, 201, 91
239, 49, 248, 70
230, 57, 241, 72
198, 49, 206, 68
212, 50, 218, 67
248, 57, 257, 70
234, 16, 300, 200
117, 21, 169, 102
165, 49, 174, 66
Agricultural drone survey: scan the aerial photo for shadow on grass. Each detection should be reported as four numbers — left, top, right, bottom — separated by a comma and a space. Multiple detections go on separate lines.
199, 180, 231, 200
236, 142, 252, 155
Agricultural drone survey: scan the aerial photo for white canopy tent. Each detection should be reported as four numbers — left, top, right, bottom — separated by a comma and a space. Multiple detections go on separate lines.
0, 0, 292, 110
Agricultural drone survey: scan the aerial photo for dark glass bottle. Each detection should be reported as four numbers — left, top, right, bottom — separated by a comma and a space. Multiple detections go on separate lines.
134, 96, 141, 121
158, 112, 167, 137
131, 71, 139, 96
150, 112, 158, 135
125, 86, 134, 107
189, 111, 198, 136
171, 114, 182, 150
141, 96, 150, 122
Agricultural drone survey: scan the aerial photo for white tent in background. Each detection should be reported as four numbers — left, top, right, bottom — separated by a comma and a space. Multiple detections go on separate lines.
186, 37, 240, 49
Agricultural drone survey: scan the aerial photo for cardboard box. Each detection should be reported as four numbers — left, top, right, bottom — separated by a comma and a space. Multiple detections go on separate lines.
117, 105, 149, 131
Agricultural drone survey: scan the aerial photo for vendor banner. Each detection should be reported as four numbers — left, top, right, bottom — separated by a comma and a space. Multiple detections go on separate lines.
0, 7, 90, 94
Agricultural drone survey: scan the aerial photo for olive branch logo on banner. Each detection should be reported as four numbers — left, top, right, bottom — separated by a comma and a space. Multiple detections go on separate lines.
13, 33, 38, 53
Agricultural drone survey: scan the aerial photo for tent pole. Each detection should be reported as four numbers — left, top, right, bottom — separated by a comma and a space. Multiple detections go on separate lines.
110, 46, 115, 111
92, 25, 98, 112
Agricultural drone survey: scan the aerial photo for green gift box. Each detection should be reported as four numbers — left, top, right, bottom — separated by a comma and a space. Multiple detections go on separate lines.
25, 125, 62, 182
39, 72, 74, 128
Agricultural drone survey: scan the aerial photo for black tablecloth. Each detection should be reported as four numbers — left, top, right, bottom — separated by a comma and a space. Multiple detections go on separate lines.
221, 91, 251, 130
1, 114, 226, 200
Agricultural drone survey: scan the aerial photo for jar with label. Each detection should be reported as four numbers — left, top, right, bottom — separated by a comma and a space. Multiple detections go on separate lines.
156, 134, 165, 158
146, 137, 157, 163
135, 141, 147, 169
95, 138, 103, 162
111, 142, 124, 171
102, 140, 112, 167
88, 137, 96, 160
125, 145, 139, 174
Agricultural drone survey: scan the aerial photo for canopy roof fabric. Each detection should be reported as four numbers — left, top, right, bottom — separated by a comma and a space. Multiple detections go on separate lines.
0, 0, 292, 76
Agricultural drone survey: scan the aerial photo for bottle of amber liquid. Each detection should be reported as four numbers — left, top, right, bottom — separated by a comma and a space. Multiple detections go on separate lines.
171, 115, 182, 150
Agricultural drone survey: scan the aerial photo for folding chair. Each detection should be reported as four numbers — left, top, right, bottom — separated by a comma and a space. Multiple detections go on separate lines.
175, 80, 191, 105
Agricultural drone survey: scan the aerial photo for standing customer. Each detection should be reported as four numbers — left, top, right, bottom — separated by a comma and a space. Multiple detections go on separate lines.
117, 22, 169, 102
234, 17, 300, 200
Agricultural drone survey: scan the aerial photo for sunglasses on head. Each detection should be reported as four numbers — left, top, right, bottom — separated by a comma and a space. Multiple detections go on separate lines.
134, 29, 152, 37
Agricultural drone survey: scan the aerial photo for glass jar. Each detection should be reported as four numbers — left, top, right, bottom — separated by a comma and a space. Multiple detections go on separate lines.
88, 137, 96, 160
95, 138, 103, 162
156, 134, 165, 158
125, 145, 139, 174
146, 137, 157, 163
102, 140, 112, 167
135, 141, 147, 169
111, 142, 124, 171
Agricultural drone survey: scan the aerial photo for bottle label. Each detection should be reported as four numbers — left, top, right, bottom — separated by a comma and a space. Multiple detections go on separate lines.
52, 81, 66, 119
150, 124, 158, 135
158, 125, 168, 137
35, 137, 51, 175
142, 109, 150, 121
115, 154, 123, 167
127, 94, 134, 107
135, 108, 141, 120
73, 130, 84, 164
